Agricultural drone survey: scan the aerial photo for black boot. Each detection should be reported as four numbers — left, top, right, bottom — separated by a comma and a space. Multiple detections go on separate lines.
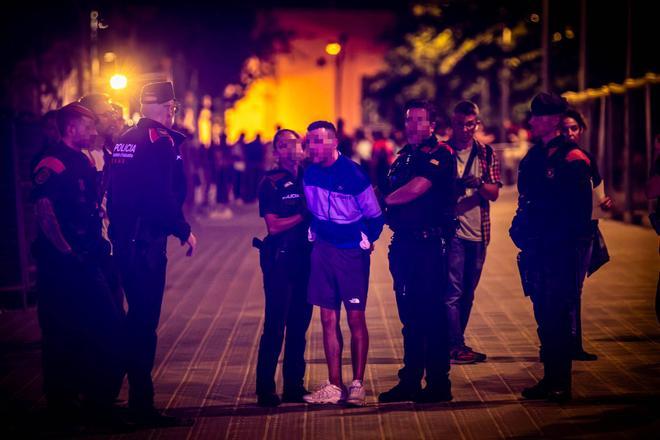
129, 406, 194, 428
257, 393, 281, 407
521, 380, 549, 400
378, 383, 421, 403
282, 386, 308, 403
413, 386, 453, 403
572, 350, 598, 361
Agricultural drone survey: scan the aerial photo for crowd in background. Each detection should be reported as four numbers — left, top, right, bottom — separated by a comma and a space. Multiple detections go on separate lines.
171, 115, 534, 222
32, 95, 536, 224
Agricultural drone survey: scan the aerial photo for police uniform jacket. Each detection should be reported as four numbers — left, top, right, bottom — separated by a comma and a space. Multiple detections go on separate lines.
258, 167, 309, 249
385, 136, 457, 233
31, 141, 106, 257
108, 118, 190, 244
515, 136, 592, 249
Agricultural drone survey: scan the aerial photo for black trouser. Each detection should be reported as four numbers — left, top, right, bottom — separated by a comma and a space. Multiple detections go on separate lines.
388, 235, 451, 391
241, 165, 264, 203
570, 239, 593, 353
35, 249, 125, 409
529, 244, 584, 390
215, 165, 235, 205
113, 238, 168, 409
255, 240, 312, 396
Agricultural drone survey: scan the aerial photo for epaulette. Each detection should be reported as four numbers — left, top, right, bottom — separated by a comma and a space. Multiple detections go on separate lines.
437, 142, 454, 155
566, 148, 591, 166
264, 170, 288, 187
420, 142, 453, 155
148, 127, 174, 146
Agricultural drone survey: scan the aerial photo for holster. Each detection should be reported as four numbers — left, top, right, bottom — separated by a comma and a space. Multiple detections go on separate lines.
517, 250, 541, 297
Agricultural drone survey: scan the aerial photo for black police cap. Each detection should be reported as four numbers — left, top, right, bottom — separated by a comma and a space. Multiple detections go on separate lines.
530, 92, 568, 116
140, 81, 176, 104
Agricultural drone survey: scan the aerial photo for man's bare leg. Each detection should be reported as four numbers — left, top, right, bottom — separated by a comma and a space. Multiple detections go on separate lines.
347, 310, 369, 381
320, 307, 343, 387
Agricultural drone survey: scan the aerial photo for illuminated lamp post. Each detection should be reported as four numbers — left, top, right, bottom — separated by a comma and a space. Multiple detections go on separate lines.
326, 34, 347, 121
110, 74, 128, 90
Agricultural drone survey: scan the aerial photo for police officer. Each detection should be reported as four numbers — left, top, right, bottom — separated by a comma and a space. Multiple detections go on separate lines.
108, 81, 197, 426
254, 129, 313, 407
31, 103, 124, 426
378, 100, 457, 403
79, 93, 124, 307
510, 93, 592, 402
78, 93, 123, 195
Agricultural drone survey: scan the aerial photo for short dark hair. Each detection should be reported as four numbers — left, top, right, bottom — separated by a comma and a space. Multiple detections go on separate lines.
404, 100, 436, 123
56, 103, 96, 135
563, 108, 587, 131
307, 120, 337, 134
78, 93, 111, 113
454, 100, 480, 116
273, 128, 300, 149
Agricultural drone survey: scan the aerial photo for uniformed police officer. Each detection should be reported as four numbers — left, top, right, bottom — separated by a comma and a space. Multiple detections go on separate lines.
510, 92, 593, 403
254, 129, 313, 407
108, 81, 196, 426
378, 100, 457, 403
31, 103, 124, 426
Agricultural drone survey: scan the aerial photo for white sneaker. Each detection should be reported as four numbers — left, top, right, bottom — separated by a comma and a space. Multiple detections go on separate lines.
346, 380, 366, 406
303, 381, 346, 404
209, 207, 233, 220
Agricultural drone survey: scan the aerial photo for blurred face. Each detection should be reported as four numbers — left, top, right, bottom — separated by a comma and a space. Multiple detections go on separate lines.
451, 112, 479, 145
275, 132, 304, 164
560, 116, 583, 143
306, 128, 338, 165
142, 99, 179, 128
68, 116, 98, 149
405, 107, 433, 144
90, 101, 118, 137
529, 114, 560, 141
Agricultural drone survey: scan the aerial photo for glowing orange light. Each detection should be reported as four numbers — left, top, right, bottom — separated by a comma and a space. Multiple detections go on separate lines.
110, 74, 127, 90
502, 27, 512, 46
325, 43, 342, 56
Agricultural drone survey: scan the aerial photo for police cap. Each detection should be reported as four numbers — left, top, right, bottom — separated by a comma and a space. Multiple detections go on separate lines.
530, 92, 568, 116
140, 81, 176, 104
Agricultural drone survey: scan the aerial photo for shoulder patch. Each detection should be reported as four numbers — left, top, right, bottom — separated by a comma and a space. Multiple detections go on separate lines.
34, 167, 53, 185
34, 157, 65, 183
266, 171, 288, 182
566, 149, 591, 166
35, 156, 66, 174
148, 128, 174, 146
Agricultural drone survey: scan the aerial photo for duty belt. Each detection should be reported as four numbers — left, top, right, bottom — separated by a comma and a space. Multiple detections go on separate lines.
394, 226, 445, 241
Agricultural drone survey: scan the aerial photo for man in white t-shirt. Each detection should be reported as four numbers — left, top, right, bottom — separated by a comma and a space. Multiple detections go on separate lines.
445, 101, 502, 364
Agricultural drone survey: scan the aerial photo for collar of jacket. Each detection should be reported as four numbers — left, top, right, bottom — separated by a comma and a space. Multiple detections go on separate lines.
137, 118, 186, 145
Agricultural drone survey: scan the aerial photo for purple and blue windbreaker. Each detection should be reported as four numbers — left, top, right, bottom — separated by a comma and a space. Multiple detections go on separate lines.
303, 155, 384, 249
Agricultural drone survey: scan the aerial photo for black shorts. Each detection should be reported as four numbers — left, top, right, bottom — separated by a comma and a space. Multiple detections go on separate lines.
307, 239, 371, 311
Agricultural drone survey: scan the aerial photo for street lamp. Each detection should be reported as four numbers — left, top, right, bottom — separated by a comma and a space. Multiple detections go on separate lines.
325, 43, 342, 56
110, 74, 127, 90
325, 35, 347, 121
